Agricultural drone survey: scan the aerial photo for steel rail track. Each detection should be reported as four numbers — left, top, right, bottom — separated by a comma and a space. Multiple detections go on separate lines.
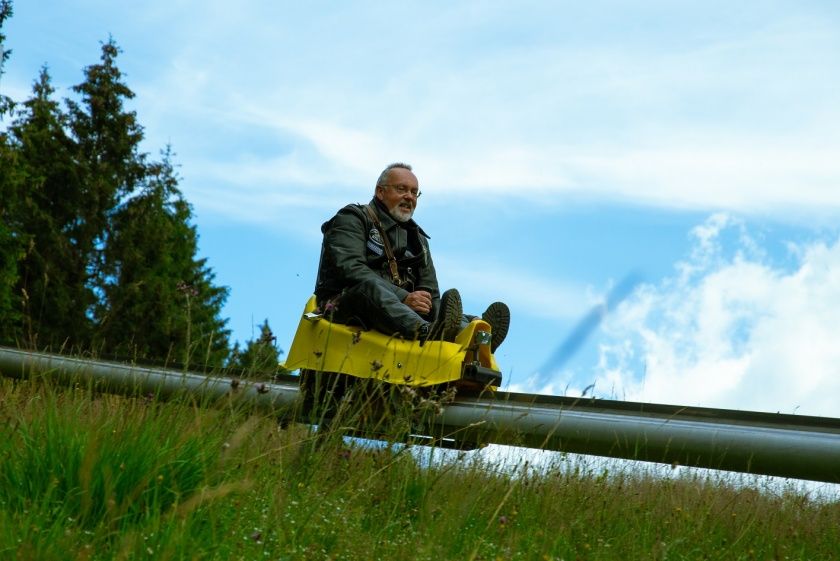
2, 346, 839, 483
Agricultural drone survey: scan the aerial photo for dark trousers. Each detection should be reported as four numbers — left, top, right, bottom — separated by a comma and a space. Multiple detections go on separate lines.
325, 279, 432, 338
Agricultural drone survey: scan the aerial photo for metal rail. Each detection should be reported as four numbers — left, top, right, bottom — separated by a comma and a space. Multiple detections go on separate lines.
0, 347, 299, 411
432, 392, 840, 483
2, 346, 839, 483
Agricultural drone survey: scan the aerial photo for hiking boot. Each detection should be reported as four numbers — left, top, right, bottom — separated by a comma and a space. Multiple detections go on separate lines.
439, 288, 463, 342
482, 301, 510, 353
420, 288, 463, 345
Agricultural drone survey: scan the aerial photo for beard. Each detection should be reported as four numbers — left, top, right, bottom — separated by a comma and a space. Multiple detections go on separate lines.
388, 200, 414, 222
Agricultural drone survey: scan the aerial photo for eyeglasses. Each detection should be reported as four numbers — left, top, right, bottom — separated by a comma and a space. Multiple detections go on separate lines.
381, 184, 422, 198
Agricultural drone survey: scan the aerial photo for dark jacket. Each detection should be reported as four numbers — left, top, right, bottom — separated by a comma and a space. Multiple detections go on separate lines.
314, 197, 441, 316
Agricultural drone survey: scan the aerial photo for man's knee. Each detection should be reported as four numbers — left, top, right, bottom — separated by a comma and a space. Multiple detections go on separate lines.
340, 280, 426, 336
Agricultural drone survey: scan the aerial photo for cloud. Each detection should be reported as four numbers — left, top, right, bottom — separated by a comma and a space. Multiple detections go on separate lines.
6, 1, 840, 222
115, 2, 840, 220
570, 214, 840, 416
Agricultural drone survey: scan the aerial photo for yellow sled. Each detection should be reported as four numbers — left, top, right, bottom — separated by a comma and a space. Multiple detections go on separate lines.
284, 296, 502, 389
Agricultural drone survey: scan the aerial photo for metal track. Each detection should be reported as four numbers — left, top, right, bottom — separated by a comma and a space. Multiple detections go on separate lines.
432, 391, 840, 483
2, 346, 839, 483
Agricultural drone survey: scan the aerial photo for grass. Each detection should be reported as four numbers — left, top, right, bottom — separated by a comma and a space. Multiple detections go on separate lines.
1, 375, 839, 561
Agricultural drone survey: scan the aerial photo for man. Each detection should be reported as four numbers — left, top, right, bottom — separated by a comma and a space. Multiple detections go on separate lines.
314, 162, 510, 351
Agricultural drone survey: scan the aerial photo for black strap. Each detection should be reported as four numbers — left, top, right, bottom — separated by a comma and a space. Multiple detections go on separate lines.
365, 204, 403, 286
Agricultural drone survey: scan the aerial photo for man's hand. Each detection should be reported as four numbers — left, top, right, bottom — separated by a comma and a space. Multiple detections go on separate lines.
403, 290, 432, 314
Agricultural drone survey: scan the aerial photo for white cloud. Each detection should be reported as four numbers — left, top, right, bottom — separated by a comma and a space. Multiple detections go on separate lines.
111, 2, 840, 220
575, 214, 840, 416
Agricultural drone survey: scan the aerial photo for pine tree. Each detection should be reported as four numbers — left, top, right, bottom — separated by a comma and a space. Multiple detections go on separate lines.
95, 148, 231, 368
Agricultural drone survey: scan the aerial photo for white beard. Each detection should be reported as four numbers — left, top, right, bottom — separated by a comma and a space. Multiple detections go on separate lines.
388, 202, 414, 222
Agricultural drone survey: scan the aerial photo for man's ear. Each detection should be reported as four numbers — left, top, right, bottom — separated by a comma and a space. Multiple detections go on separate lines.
374, 187, 383, 201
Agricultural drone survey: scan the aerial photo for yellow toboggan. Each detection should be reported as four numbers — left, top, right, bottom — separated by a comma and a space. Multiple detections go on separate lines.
284, 296, 502, 390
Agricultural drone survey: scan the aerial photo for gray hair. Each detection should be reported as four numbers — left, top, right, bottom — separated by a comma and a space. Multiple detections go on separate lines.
376, 162, 413, 187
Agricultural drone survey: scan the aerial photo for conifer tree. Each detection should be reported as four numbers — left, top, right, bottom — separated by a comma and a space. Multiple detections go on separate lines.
0, 0, 12, 115
229, 319, 282, 378
8, 67, 91, 347
0, 0, 22, 340
0, 140, 20, 340
66, 37, 146, 322
1, 24, 233, 360
95, 148, 231, 368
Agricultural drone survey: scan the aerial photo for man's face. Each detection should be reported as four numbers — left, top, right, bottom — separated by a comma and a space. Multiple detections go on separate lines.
376, 168, 419, 223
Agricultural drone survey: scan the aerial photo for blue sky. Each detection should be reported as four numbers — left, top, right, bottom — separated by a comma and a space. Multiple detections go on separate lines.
3, 1, 840, 417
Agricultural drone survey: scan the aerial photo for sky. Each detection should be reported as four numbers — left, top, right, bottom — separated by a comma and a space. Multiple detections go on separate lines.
3, 1, 840, 419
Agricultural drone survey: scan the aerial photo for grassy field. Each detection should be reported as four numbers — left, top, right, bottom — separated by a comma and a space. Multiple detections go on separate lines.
1, 376, 839, 561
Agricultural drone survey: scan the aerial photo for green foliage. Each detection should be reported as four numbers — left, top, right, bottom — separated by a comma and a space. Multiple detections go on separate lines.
7, 67, 93, 347
0, 134, 20, 339
64, 38, 147, 343
66, 38, 146, 292
0, 15, 233, 361
2, 377, 839, 560
95, 148, 230, 367
0, 0, 13, 116
0, 164, 21, 341
0, 0, 20, 339
229, 319, 282, 378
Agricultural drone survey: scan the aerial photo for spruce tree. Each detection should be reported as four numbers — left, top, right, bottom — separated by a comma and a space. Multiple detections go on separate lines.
0, 0, 12, 115
66, 37, 146, 325
95, 148, 231, 368
0, 0, 14, 114
0, 140, 20, 341
229, 319, 283, 379
8, 67, 91, 347
1, 27, 233, 360
0, 0, 22, 340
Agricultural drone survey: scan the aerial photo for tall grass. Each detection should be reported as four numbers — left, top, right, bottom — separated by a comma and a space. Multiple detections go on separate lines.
1, 376, 838, 560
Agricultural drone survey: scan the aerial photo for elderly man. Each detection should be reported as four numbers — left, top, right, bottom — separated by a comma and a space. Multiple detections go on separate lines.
314, 162, 509, 351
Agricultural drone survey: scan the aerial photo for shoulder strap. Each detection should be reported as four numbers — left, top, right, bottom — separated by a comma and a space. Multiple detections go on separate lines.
365, 204, 403, 286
